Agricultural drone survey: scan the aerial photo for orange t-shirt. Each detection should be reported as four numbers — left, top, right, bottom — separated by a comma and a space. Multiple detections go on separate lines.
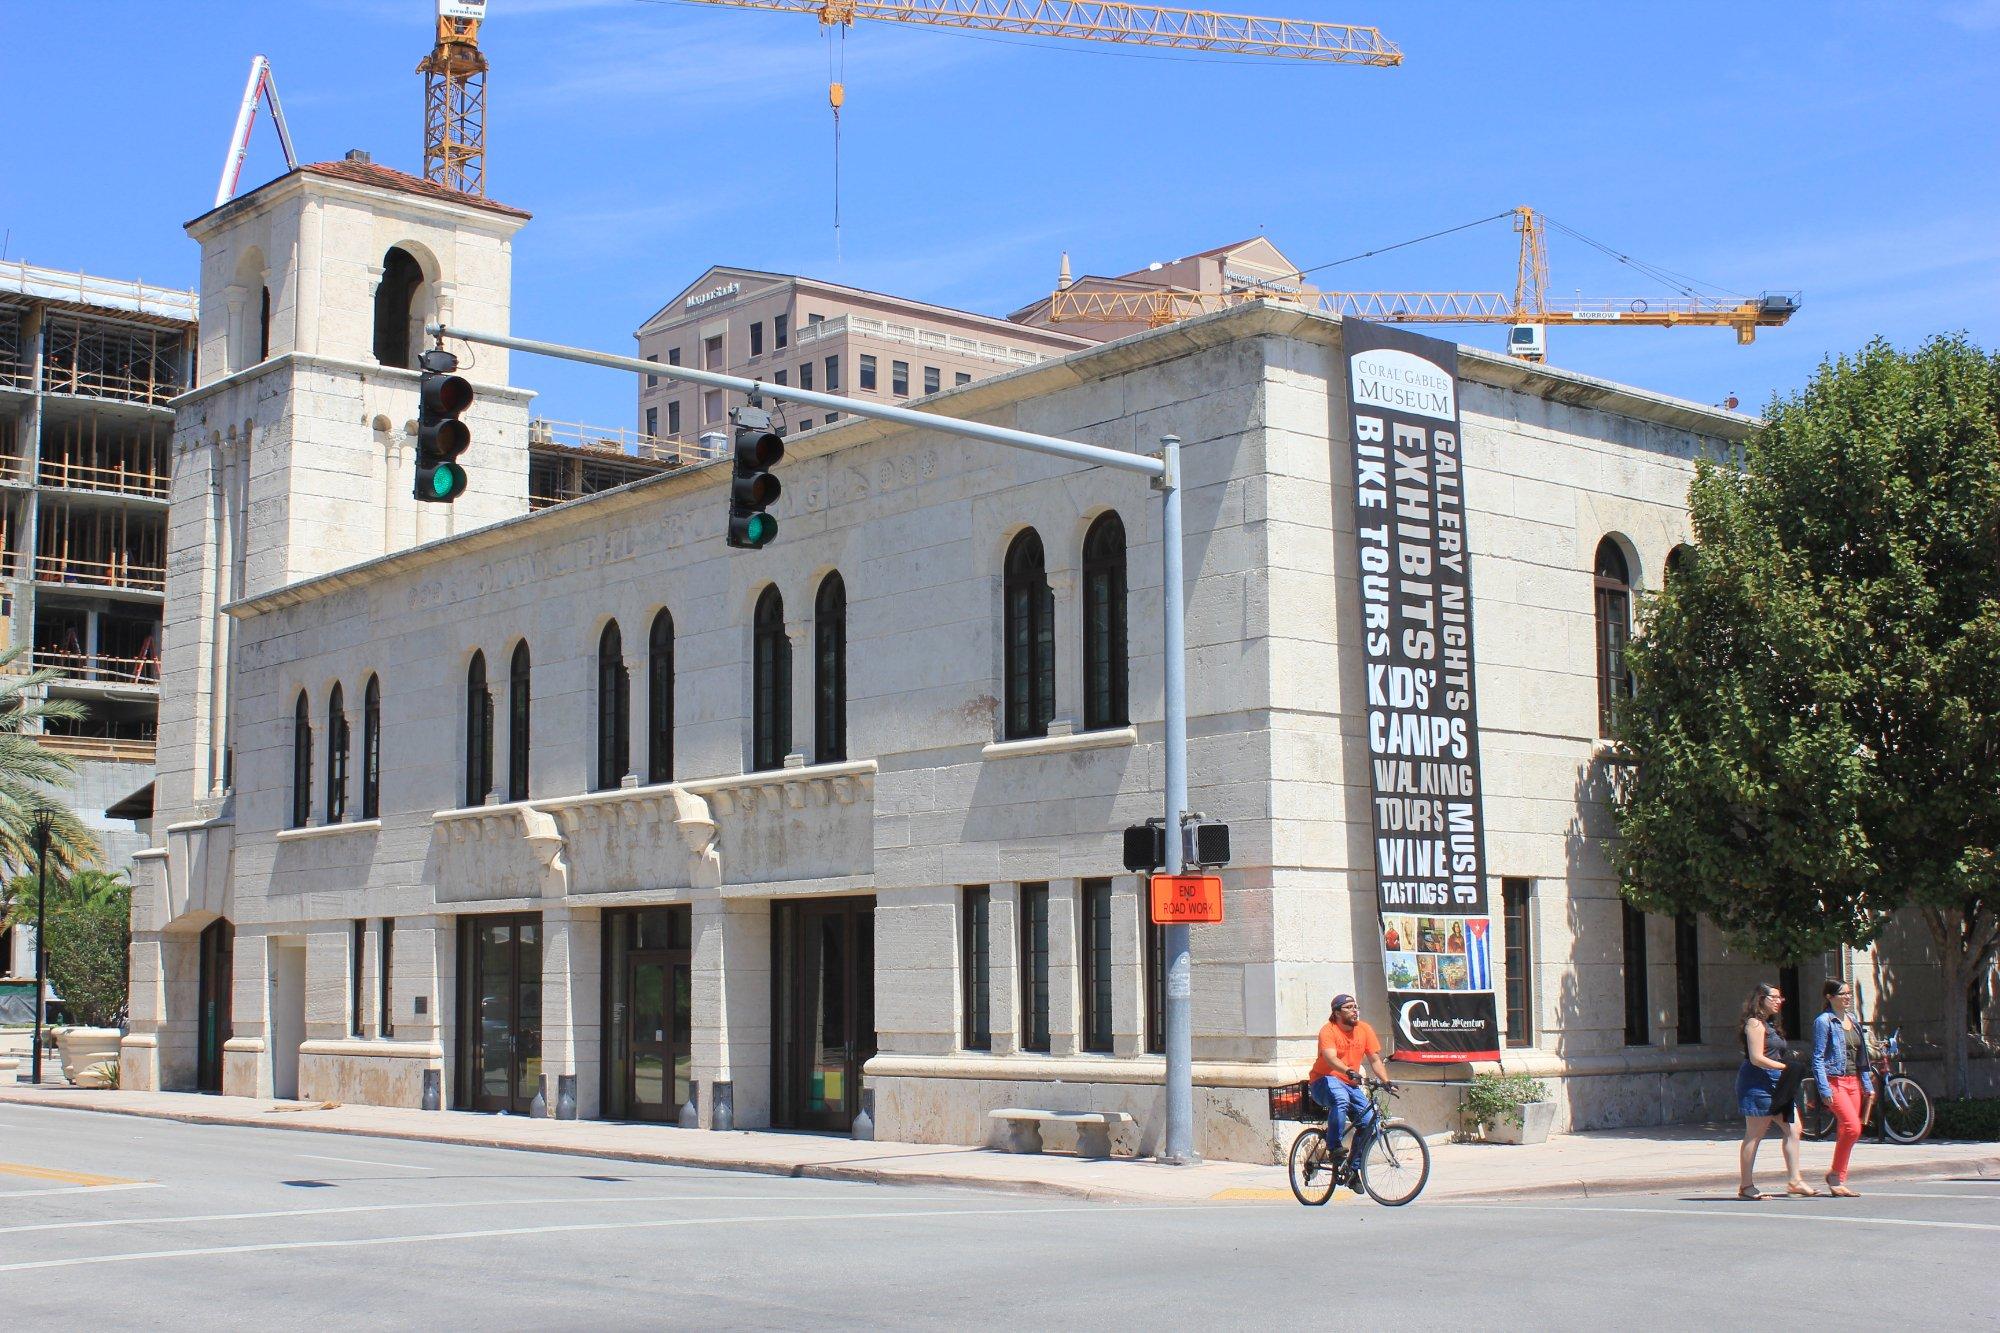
1309, 1019, 1381, 1084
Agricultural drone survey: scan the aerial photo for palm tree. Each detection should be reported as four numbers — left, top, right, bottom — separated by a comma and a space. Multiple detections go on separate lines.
0, 645, 101, 874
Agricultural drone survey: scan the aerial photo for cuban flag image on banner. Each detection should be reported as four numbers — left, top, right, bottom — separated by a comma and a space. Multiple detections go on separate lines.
1465, 918, 1492, 990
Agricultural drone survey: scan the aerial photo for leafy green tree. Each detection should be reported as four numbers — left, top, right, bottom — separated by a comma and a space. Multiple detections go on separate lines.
1612, 335, 2000, 1098
4, 869, 131, 1027
0, 644, 101, 873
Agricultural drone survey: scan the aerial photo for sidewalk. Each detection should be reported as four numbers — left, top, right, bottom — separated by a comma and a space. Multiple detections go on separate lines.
2, 1082, 1993, 1204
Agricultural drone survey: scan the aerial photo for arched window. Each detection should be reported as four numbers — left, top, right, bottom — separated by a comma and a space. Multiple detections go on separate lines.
1081, 512, 1128, 730
326, 683, 349, 824
814, 573, 846, 763
258, 286, 272, 362
1594, 537, 1634, 738
465, 651, 493, 807
372, 246, 424, 369
752, 586, 791, 771
361, 675, 381, 820
647, 611, 674, 784
1665, 543, 1695, 580
291, 690, 312, 828
508, 642, 531, 802
1003, 530, 1055, 740
596, 621, 630, 791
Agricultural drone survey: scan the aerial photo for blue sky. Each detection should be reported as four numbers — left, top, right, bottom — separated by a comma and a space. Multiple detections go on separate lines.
5, 1, 1997, 430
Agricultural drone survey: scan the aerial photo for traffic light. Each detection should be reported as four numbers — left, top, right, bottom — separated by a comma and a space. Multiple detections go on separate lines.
416, 348, 472, 503
726, 402, 784, 548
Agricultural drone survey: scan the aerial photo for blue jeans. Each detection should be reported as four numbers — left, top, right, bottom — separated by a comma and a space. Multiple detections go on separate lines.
1310, 1075, 1377, 1164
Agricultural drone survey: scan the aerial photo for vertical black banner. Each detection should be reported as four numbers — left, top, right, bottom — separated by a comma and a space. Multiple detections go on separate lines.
1342, 322, 1500, 1062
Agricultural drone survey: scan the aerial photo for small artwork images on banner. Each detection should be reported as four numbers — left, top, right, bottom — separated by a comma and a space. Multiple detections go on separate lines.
1344, 321, 1501, 1062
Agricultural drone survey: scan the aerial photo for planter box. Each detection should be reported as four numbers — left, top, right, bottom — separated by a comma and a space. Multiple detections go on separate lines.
1484, 1099, 1558, 1145
56, 1027, 123, 1087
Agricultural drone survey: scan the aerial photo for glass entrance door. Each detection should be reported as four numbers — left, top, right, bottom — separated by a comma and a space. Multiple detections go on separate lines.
602, 906, 692, 1123
773, 897, 875, 1132
456, 914, 541, 1115
196, 919, 233, 1093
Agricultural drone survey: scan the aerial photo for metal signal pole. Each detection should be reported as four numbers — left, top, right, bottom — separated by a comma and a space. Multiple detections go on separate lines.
30, 809, 52, 1086
430, 323, 1201, 1163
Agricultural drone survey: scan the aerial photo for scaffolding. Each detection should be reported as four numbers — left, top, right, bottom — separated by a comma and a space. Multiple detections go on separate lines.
39, 413, 170, 499
40, 314, 188, 406
34, 500, 166, 592
0, 307, 23, 390
526, 420, 689, 510
33, 598, 160, 686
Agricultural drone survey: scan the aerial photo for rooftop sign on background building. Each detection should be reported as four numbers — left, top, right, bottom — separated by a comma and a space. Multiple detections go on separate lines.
686, 282, 741, 310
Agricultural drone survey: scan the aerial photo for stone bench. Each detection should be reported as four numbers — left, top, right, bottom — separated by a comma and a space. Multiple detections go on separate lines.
988, 1108, 1134, 1159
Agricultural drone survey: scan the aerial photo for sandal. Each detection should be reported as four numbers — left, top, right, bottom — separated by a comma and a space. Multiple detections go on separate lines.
1827, 1182, 1860, 1198
1737, 1185, 1766, 1201
1785, 1180, 1822, 1197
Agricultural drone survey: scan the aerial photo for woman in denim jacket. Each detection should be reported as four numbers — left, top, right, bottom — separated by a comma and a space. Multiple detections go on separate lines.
1812, 979, 1874, 1197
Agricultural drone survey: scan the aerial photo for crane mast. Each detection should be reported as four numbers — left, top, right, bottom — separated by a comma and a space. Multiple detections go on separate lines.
420, 2, 489, 196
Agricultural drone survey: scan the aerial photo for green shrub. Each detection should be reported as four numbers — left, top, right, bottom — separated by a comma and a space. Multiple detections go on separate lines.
6, 870, 130, 1029
1932, 1098, 2000, 1142
1461, 1070, 1550, 1131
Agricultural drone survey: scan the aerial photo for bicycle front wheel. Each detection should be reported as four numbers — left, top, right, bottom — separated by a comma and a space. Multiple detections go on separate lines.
1880, 1075, 1933, 1144
1361, 1121, 1431, 1207
1288, 1127, 1337, 1206
1795, 1085, 1834, 1141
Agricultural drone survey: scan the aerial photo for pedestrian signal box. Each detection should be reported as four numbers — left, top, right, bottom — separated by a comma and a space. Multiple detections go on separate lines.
1149, 873, 1224, 925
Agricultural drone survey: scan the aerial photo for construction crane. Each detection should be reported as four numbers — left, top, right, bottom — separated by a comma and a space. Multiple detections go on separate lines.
1046, 207, 1801, 360
420, 1, 489, 195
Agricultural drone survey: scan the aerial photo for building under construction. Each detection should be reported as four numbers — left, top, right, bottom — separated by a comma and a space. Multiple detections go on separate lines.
0, 260, 195, 892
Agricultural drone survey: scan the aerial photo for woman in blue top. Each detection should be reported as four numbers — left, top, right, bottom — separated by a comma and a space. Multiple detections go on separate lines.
1735, 983, 1815, 1199
1812, 979, 1874, 1197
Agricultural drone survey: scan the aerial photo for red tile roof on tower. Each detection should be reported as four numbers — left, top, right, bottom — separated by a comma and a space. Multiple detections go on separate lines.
297, 158, 532, 219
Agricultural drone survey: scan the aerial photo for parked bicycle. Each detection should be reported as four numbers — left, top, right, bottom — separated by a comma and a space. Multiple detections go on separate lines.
1796, 1028, 1933, 1145
1273, 1077, 1431, 1207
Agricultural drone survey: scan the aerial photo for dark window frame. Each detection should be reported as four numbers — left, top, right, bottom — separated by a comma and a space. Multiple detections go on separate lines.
891, 360, 910, 396
379, 916, 395, 1039
361, 675, 381, 820
750, 321, 764, 357
350, 918, 367, 1037
1003, 530, 1056, 740
1081, 511, 1129, 730
955, 371, 972, 387
824, 354, 840, 392
1623, 899, 1650, 1046
291, 690, 312, 828
1080, 878, 1113, 1053
923, 365, 940, 395
465, 650, 493, 807
371, 246, 424, 369
859, 354, 877, 390
961, 886, 991, 1051
326, 682, 349, 824
814, 572, 846, 763
644, 406, 657, 437
1595, 537, 1634, 738
596, 621, 630, 791
508, 642, 530, 802
1019, 883, 1051, 1053
1674, 911, 1701, 1044
648, 609, 674, 784
774, 313, 789, 349
799, 361, 814, 391
1502, 878, 1533, 1047
258, 286, 271, 361
666, 400, 682, 435
1143, 902, 1164, 1055
752, 586, 792, 771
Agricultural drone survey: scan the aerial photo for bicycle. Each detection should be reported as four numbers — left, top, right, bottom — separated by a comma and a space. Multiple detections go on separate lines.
1796, 1027, 1934, 1145
1274, 1077, 1431, 1207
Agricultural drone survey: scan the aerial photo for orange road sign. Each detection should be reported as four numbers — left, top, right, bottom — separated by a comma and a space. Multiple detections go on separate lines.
1150, 873, 1223, 924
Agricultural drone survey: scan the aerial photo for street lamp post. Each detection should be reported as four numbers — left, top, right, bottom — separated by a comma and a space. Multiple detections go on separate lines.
30, 809, 52, 1087
430, 322, 1202, 1163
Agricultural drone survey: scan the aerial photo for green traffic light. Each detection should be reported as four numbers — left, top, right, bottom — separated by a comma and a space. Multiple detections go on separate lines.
746, 512, 776, 546
429, 462, 468, 501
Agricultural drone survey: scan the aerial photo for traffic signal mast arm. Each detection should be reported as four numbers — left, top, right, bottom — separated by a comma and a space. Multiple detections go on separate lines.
424, 323, 1163, 480
428, 319, 1197, 1163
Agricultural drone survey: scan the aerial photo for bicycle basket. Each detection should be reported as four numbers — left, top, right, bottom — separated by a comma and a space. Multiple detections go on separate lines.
1269, 1080, 1320, 1123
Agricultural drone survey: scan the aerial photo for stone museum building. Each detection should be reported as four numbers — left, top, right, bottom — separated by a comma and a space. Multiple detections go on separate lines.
126, 155, 1839, 1161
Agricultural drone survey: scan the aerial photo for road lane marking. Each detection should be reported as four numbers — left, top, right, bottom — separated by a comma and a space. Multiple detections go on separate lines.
0, 1202, 1199, 1273
1823, 1191, 2000, 1201
297, 1153, 433, 1171
0, 1190, 982, 1236
0, 1183, 162, 1200
1437, 1203, 2000, 1233
0, 1161, 139, 1188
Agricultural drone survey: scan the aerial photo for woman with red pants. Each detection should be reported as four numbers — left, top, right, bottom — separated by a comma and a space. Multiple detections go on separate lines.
1811, 979, 1874, 1198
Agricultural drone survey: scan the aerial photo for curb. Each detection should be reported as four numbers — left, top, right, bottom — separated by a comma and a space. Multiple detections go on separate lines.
0, 1094, 1135, 1204
1434, 1149, 2000, 1202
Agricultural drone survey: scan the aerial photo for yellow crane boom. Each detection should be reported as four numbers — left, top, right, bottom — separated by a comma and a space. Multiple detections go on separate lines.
682, 0, 1402, 64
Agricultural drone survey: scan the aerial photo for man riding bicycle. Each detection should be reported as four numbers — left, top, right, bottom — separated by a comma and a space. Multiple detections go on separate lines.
1310, 993, 1394, 1185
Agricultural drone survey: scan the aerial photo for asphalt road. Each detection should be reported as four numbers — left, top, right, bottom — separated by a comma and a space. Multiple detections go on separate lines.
1, 1104, 1995, 1328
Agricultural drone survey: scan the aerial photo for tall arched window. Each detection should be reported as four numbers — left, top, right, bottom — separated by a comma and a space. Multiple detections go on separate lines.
1003, 530, 1055, 740
752, 586, 791, 771
597, 621, 630, 791
465, 651, 493, 807
258, 286, 272, 362
814, 573, 846, 763
361, 674, 381, 820
291, 690, 312, 828
647, 611, 674, 784
508, 642, 531, 802
1594, 537, 1634, 738
372, 246, 424, 369
326, 683, 349, 824
1081, 512, 1128, 730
